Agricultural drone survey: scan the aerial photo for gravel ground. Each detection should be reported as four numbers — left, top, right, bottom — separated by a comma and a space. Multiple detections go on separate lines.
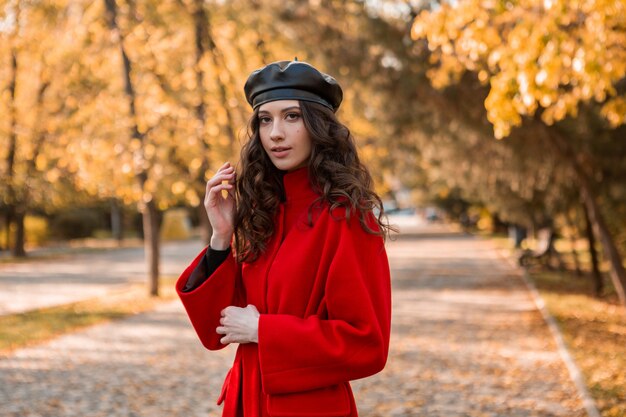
0, 228, 587, 416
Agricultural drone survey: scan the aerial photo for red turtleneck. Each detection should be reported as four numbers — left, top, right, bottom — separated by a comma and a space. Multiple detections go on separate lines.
176, 168, 391, 417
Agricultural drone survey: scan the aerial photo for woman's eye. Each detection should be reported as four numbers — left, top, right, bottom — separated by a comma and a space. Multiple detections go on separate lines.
286, 113, 301, 120
259, 117, 271, 124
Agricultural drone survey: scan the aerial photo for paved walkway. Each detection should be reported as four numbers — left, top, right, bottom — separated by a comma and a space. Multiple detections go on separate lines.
0, 225, 588, 416
0, 241, 205, 315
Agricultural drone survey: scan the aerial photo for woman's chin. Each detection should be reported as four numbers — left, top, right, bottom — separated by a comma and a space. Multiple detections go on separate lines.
271, 159, 307, 172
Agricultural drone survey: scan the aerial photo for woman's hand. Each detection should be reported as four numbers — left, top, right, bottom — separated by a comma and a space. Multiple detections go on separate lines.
216, 305, 260, 345
205, 162, 236, 250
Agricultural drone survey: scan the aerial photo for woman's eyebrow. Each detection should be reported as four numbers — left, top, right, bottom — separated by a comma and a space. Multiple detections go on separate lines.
258, 106, 301, 115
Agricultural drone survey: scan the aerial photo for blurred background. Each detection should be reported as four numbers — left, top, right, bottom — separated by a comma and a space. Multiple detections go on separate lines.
0, 0, 624, 415
1, 0, 625, 297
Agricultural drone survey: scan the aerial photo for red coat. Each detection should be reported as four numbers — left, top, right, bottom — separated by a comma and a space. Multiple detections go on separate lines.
176, 168, 391, 417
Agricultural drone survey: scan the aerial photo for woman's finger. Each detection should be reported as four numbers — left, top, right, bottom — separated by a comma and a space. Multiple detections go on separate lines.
205, 174, 235, 196
208, 183, 234, 194
205, 172, 235, 190
206, 184, 234, 205
214, 162, 230, 175
205, 181, 234, 202
215, 167, 234, 178
214, 163, 234, 178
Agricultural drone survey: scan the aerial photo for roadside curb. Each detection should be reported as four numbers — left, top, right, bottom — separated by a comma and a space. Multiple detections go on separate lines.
495, 246, 601, 417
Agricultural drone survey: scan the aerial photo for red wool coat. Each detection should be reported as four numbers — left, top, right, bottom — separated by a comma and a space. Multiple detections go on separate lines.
176, 168, 391, 417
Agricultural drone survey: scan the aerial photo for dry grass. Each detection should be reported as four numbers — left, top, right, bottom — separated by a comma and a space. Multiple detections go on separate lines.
490, 232, 625, 416
0, 238, 144, 264
0, 277, 177, 354
531, 271, 626, 417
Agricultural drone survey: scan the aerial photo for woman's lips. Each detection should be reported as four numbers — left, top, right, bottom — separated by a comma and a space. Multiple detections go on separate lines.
271, 147, 291, 158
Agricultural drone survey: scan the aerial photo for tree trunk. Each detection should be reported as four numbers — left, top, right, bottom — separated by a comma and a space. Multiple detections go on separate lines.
547, 131, 626, 305
13, 70, 52, 259
6, 19, 19, 257
11, 209, 26, 258
198, 205, 211, 246
565, 210, 582, 276
583, 203, 603, 297
105, 0, 160, 296
575, 166, 625, 304
545, 229, 565, 271
111, 199, 123, 245
200, 4, 238, 150
3, 211, 12, 254
249, 0, 273, 63
142, 199, 160, 296
551, 245, 567, 272
192, 0, 212, 247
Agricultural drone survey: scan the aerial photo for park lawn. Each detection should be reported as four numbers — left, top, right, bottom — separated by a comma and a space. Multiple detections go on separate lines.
0, 277, 178, 354
528, 271, 626, 417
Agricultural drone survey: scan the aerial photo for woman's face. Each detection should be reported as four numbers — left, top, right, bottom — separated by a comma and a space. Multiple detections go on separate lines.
258, 100, 312, 172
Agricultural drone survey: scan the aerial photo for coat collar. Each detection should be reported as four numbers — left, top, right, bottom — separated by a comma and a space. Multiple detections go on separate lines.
282, 167, 319, 202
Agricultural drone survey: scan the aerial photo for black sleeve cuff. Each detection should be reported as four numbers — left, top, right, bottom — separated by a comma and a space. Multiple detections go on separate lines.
181, 246, 231, 293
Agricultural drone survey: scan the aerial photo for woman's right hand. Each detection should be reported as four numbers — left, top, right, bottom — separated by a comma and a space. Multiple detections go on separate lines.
204, 162, 236, 250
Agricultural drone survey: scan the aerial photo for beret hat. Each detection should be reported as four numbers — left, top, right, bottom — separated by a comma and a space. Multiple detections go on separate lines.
244, 60, 343, 112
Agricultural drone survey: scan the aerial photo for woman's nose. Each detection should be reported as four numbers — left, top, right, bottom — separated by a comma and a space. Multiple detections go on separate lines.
269, 120, 284, 141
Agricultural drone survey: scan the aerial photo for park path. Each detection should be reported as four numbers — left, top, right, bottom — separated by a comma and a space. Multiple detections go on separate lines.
0, 240, 205, 315
0, 224, 588, 417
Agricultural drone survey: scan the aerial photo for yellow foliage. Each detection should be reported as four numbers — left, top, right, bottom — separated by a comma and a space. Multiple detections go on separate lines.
24, 216, 49, 246
601, 96, 626, 127
160, 208, 191, 241
185, 189, 200, 207
412, 0, 626, 138
0, 0, 396, 220
0, 216, 49, 248
171, 181, 186, 195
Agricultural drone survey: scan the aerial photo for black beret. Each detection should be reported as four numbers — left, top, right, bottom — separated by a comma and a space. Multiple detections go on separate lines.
244, 60, 343, 112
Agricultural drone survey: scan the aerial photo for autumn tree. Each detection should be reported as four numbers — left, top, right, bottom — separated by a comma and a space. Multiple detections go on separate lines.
410, 0, 626, 305
0, 0, 89, 256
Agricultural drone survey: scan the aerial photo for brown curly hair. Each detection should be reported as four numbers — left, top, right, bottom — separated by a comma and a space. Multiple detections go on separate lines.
234, 100, 393, 263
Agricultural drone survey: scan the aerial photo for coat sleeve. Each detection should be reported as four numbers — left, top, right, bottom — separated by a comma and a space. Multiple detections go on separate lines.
176, 246, 245, 351
181, 247, 232, 292
257, 214, 392, 394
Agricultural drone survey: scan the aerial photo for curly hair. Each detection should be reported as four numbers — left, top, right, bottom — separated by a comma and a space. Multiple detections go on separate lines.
233, 100, 393, 263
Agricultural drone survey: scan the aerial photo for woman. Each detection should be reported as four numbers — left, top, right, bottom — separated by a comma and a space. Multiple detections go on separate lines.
176, 60, 392, 417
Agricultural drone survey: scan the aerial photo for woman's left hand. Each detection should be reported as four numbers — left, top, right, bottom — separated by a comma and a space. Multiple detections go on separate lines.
216, 304, 260, 345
